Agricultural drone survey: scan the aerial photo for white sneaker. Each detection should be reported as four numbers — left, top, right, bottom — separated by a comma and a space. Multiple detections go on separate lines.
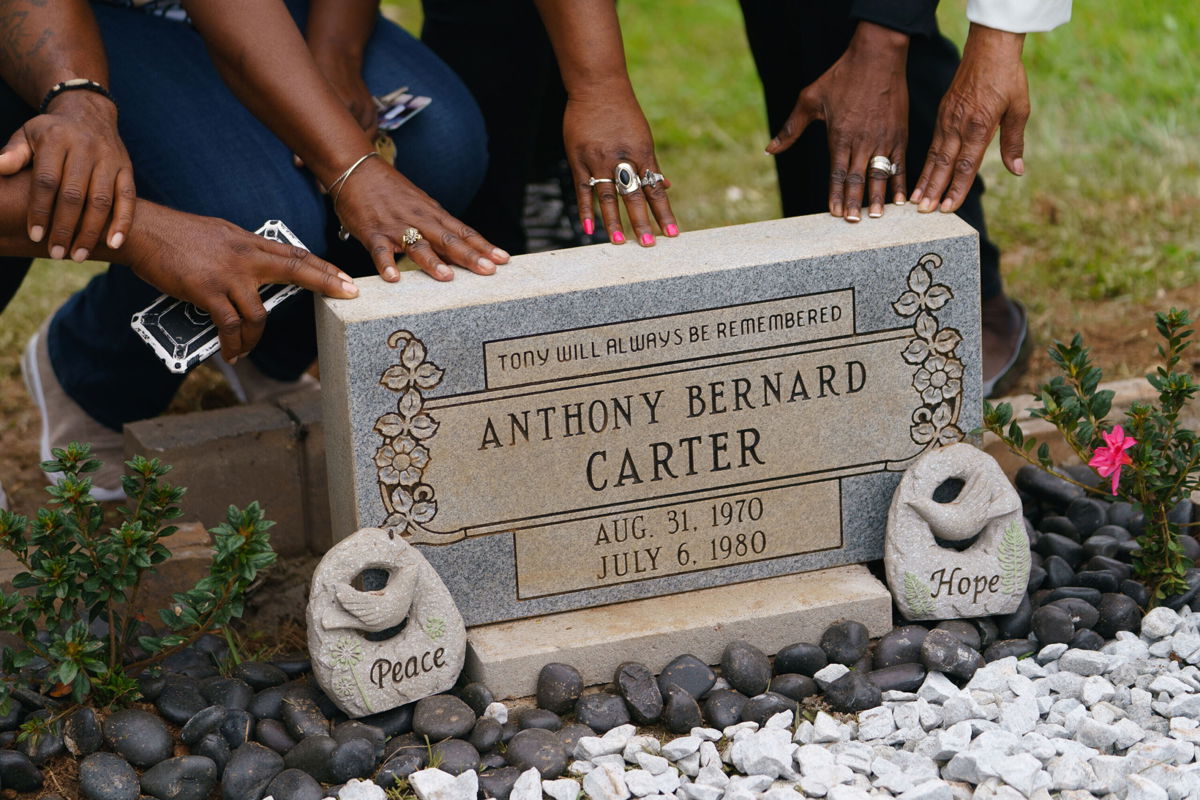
213, 356, 319, 405
21, 323, 126, 501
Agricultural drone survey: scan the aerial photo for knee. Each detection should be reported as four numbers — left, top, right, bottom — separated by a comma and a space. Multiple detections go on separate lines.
393, 97, 488, 216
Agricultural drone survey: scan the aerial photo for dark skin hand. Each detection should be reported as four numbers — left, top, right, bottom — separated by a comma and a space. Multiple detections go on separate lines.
765, 21, 909, 222
535, 0, 677, 246
184, 0, 508, 282
306, 0, 379, 140
911, 24, 1029, 213
0, 170, 359, 361
0, 0, 135, 258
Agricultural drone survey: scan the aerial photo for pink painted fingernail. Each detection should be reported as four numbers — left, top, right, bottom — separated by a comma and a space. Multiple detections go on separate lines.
49, 245, 65, 260
582, 218, 594, 235
612, 230, 625, 244
665, 223, 679, 237
641, 233, 655, 246
109, 231, 125, 248
72, 248, 89, 262
30, 225, 44, 243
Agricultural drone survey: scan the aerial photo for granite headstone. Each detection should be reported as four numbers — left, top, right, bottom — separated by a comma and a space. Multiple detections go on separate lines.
317, 207, 982, 626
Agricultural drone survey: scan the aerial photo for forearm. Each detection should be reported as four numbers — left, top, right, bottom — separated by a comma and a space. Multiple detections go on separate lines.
181, 0, 372, 189
306, 0, 377, 63
0, 0, 110, 107
533, 0, 633, 98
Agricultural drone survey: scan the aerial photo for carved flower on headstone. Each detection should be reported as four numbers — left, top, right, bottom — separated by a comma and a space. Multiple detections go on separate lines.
380, 337, 444, 393
910, 403, 963, 446
913, 355, 964, 405
384, 484, 437, 532
375, 440, 431, 486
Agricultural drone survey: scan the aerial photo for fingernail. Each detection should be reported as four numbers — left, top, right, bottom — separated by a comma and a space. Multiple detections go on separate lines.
582, 218, 594, 235
641, 233, 655, 246
845, 211, 860, 222
110, 231, 125, 248
71, 248, 88, 262
868, 208, 882, 219
491, 247, 510, 261
385, 267, 399, 281
894, 193, 906, 205
940, 198, 954, 213
228, 355, 240, 365
910, 189, 924, 203
1014, 157, 1025, 176
49, 245, 65, 260
337, 271, 353, 282
436, 264, 453, 280
918, 198, 935, 213
612, 230, 625, 244
341, 280, 359, 295
477, 257, 496, 272
665, 223, 679, 237
30, 225, 43, 243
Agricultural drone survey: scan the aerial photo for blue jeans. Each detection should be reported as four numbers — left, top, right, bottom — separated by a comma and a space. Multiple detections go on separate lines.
49, 1, 487, 430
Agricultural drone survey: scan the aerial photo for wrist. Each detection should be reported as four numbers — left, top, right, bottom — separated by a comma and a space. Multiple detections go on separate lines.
849, 20, 910, 56
308, 37, 366, 70
567, 74, 636, 105
45, 88, 118, 121
964, 23, 1026, 59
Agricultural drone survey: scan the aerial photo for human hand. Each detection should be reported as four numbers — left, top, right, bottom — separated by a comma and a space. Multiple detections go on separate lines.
311, 51, 380, 141
765, 21, 910, 221
563, 85, 678, 246
124, 203, 359, 362
333, 155, 509, 282
911, 24, 1029, 213
0, 90, 135, 260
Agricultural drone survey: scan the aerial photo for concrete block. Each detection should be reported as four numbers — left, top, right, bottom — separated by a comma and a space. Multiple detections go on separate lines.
462, 564, 892, 699
275, 389, 333, 554
124, 403, 308, 557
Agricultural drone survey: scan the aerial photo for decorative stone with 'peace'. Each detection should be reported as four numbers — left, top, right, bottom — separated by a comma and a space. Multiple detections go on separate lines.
307, 527, 467, 717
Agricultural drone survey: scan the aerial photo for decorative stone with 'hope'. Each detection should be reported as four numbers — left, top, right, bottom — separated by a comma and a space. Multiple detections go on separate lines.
307, 527, 466, 717
884, 443, 1029, 620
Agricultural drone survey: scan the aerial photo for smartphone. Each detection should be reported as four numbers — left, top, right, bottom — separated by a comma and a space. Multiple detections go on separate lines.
130, 220, 308, 374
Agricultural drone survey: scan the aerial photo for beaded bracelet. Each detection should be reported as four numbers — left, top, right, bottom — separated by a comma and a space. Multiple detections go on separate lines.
39, 78, 117, 115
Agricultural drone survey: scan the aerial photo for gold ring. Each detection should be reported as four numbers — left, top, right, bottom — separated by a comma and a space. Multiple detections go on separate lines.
402, 227, 423, 247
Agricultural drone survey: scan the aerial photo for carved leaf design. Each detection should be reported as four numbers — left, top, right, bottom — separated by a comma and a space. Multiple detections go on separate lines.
904, 572, 936, 617
399, 389, 423, 418
408, 414, 439, 440
424, 617, 447, 641
931, 328, 962, 354
914, 311, 937, 341
908, 265, 931, 294
924, 285, 953, 310
999, 520, 1031, 595
381, 365, 414, 391
402, 339, 426, 369
893, 291, 922, 317
903, 338, 930, 365
414, 363, 444, 390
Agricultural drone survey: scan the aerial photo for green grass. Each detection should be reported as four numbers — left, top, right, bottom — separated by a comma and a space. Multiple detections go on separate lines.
2, 0, 1196, 363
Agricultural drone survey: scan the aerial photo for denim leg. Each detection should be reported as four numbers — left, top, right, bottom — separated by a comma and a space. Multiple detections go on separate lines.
48, 4, 329, 430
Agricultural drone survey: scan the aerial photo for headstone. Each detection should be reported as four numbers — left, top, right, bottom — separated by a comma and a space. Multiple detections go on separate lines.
307, 527, 466, 717
317, 207, 981, 626
884, 443, 1028, 620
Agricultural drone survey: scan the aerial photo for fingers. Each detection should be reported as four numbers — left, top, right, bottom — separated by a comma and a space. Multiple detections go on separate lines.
619, 181, 657, 247
0, 129, 31, 176
208, 295, 245, 364
913, 123, 959, 212
573, 171, 597, 238
258, 242, 358, 299
938, 115, 992, 212
593, 178, 625, 244
46, 153, 91, 260
367, 234, 402, 282
828, 141, 851, 219
106, 168, 135, 249
842, 149, 870, 223
26, 136, 65, 245
888, 144, 907, 207
229, 286, 268, 355
641, 164, 679, 237
999, 99, 1029, 176
70, 165, 118, 261
766, 93, 816, 155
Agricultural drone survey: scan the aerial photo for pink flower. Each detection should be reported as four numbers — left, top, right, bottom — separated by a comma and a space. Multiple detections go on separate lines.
1088, 425, 1136, 495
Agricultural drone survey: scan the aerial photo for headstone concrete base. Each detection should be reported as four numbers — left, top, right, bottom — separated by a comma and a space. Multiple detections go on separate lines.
463, 564, 890, 699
